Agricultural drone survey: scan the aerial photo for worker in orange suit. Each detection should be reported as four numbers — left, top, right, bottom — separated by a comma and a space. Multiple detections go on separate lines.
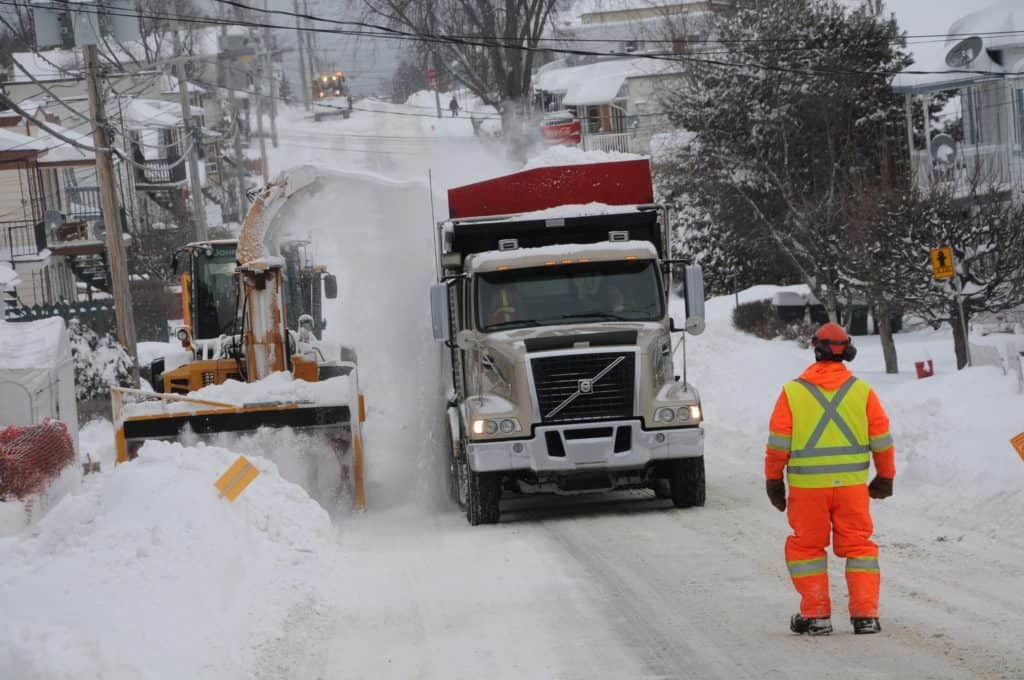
765, 323, 895, 636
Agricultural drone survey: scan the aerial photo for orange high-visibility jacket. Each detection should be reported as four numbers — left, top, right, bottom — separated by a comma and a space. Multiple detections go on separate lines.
765, 361, 895, 482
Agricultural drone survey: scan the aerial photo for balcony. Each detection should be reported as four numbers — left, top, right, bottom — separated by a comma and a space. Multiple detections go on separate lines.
66, 186, 102, 221
911, 144, 1024, 197
582, 131, 638, 154
133, 157, 188, 188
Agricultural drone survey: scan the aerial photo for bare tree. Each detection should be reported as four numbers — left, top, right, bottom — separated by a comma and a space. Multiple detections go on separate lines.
362, 0, 558, 132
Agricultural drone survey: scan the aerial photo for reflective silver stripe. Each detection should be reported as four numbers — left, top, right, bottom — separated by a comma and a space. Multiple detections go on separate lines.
846, 557, 879, 571
790, 445, 870, 459
767, 433, 792, 449
788, 462, 870, 475
870, 433, 894, 451
787, 559, 828, 577
795, 377, 862, 450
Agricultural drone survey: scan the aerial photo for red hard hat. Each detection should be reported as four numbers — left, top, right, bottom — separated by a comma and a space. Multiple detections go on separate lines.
813, 322, 850, 346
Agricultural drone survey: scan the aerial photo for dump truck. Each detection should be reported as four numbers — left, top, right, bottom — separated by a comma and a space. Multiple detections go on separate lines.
113, 166, 365, 512
430, 159, 706, 525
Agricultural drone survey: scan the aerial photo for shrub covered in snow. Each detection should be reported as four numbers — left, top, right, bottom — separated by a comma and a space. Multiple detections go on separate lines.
733, 299, 817, 344
68, 318, 131, 400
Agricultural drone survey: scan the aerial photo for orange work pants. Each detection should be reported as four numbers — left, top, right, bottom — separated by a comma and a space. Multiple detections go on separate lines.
785, 484, 879, 618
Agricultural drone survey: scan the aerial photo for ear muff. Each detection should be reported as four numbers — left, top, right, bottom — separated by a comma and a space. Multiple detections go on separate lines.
813, 338, 856, 362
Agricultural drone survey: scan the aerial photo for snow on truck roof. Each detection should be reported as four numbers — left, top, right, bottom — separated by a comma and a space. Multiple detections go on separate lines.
466, 240, 658, 273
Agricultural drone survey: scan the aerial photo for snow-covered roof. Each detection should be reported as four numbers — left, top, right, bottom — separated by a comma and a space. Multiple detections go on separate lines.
34, 121, 95, 164
9, 51, 81, 83
949, 0, 1024, 51
126, 98, 202, 128
0, 127, 49, 153
534, 57, 671, 105
0, 317, 68, 370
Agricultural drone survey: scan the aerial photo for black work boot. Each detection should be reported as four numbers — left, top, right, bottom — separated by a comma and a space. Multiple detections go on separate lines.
790, 614, 833, 636
852, 617, 882, 634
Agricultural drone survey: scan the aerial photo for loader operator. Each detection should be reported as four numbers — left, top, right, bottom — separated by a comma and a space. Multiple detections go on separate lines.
765, 323, 894, 637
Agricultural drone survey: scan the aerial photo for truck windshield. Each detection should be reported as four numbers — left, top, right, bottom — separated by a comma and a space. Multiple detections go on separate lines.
193, 245, 239, 339
476, 259, 663, 332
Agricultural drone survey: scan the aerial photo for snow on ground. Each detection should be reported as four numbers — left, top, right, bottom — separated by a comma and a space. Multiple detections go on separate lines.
0, 440, 337, 679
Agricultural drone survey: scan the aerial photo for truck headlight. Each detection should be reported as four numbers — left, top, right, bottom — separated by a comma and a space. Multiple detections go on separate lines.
472, 418, 520, 436
655, 407, 676, 423
689, 404, 702, 421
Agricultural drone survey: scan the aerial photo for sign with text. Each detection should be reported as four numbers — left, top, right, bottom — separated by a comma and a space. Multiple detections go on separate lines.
214, 456, 260, 501
930, 246, 955, 280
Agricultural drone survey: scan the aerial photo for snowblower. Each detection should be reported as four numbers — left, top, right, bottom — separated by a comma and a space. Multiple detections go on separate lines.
112, 166, 366, 512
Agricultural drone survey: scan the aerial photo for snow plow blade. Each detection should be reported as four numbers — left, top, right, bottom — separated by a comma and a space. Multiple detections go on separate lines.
111, 388, 366, 513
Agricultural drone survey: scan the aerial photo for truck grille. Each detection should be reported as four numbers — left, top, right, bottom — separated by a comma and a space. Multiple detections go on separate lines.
531, 352, 635, 424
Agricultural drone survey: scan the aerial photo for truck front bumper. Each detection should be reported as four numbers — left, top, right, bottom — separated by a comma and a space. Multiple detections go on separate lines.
465, 420, 703, 474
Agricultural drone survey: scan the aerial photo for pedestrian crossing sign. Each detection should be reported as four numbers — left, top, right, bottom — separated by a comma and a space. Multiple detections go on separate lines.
1011, 432, 1024, 463
930, 246, 955, 280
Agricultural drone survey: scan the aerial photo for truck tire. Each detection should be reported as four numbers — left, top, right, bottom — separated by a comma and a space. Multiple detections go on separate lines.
467, 470, 501, 525
669, 456, 705, 508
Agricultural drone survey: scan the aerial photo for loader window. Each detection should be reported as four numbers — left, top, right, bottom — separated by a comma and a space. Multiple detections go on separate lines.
193, 247, 239, 339
476, 259, 663, 332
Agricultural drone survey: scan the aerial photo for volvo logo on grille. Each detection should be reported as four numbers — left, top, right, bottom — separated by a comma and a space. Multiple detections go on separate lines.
545, 355, 626, 420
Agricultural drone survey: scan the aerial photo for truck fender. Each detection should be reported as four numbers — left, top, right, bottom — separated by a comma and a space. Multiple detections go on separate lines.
447, 406, 464, 460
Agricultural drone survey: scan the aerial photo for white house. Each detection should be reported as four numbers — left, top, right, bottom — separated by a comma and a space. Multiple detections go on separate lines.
893, 0, 1024, 199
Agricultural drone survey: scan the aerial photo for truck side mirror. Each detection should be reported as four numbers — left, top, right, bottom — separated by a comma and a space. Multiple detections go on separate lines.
430, 283, 450, 342
683, 265, 705, 335
323, 273, 338, 300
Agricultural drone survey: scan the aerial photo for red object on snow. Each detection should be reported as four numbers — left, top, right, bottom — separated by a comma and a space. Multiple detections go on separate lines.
0, 419, 75, 500
914, 360, 935, 379
539, 120, 582, 146
447, 159, 653, 219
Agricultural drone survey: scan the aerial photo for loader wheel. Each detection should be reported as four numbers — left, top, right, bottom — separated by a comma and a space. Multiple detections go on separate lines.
669, 456, 705, 508
467, 470, 501, 525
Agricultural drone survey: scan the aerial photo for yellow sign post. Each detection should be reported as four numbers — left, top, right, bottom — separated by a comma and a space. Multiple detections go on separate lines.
214, 455, 260, 501
1011, 432, 1024, 463
930, 246, 955, 280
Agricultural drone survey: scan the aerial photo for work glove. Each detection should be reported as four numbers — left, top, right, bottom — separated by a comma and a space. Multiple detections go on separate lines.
766, 479, 787, 512
868, 476, 894, 499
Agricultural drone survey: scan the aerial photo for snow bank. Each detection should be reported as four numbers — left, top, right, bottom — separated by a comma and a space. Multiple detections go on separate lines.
0, 440, 336, 679
522, 145, 645, 170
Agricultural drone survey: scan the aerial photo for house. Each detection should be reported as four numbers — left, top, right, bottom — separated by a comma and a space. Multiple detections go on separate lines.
893, 0, 1024, 199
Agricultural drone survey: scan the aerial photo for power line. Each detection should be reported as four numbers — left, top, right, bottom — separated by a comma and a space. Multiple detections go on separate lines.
1, 0, 1014, 82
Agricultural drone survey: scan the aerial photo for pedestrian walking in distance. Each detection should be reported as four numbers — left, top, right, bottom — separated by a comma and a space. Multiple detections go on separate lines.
449, 96, 460, 117
765, 323, 895, 636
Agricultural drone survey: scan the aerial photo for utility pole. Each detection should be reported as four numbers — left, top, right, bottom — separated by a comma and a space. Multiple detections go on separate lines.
222, 25, 248, 221
293, 0, 310, 111
304, 1, 318, 85
83, 45, 140, 388
432, 54, 442, 119
251, 26, 270, 184
263, 0, 278, 148
175, 19, 208, 241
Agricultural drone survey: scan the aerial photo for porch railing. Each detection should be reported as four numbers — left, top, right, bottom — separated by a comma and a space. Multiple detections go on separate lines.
912, 144, 1024, 195
582, 131, 637, 154
1, 221, 46, 262
134, 158, 188, 186
66, 186, 102, 221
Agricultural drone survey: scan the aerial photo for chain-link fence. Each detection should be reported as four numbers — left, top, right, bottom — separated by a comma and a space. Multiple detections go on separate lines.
0, 419, 76, 501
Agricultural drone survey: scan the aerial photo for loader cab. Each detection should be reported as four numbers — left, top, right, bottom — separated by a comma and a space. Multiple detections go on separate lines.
173, 241, 241, 342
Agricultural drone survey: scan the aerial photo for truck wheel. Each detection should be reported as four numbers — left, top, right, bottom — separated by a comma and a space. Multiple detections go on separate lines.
467, 470, 501, 525
669, 456, 705, 508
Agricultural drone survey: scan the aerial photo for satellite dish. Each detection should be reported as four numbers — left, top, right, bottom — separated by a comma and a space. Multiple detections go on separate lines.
929, 133, 957, 164
946, 36, 983, 68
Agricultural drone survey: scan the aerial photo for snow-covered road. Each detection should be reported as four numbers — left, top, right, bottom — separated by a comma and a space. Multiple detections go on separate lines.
252, 107, 1024, 679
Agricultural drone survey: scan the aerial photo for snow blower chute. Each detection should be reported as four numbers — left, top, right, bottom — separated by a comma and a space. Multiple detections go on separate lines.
112, 166, 366, 512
